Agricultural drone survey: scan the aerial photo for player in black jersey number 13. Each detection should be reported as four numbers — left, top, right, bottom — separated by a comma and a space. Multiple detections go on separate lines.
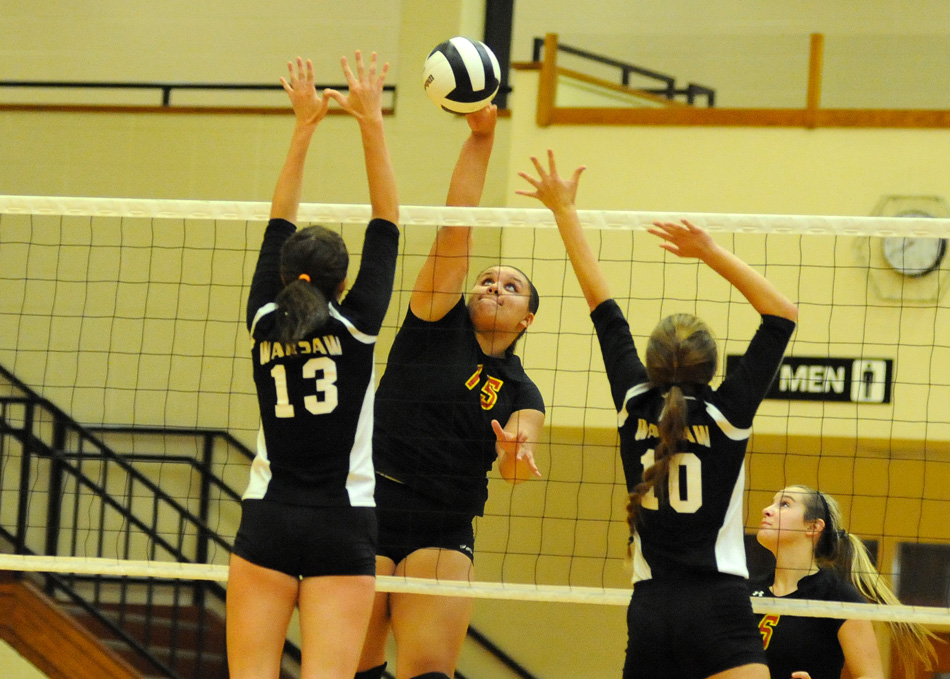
519, 149, 798, 679
227, 52, 399, 679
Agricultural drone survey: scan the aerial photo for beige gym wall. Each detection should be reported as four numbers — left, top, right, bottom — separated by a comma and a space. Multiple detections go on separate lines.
3, 2, 950, 678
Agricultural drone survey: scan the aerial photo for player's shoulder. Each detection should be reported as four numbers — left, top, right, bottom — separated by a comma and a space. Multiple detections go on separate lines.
801, 568, 864, 602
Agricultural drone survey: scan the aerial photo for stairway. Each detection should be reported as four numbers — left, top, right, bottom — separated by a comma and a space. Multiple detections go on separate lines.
65, 601, 229, 679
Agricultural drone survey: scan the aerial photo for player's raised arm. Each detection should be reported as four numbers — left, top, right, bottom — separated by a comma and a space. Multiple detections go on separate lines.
270, 57, 330, 223
517, 149, 611, 311
648, 219, 798, 322
325, 51, 398, 225
411, 105, 497, 322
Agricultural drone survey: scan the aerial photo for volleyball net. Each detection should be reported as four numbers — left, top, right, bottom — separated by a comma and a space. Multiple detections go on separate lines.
1, 195, 948, 628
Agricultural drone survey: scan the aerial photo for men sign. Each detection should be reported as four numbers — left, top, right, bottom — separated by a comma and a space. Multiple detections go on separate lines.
725, 356, 893, 403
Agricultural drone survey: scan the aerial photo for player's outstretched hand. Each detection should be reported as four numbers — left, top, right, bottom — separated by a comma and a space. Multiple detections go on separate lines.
492, 419, 541, 480
466, 104, 497, 138
280, 57, 331, 128
648, 219, 716, 260
516, 149, 585, 215
325, 50, 388, 123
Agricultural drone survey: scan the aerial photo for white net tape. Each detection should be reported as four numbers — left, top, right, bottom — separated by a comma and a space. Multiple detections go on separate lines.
0, 554, 945, 625
3, 194, 950, 236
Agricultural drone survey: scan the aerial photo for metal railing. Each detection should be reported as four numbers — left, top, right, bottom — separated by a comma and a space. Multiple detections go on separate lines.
0, 361, 536, 679
0, 363, 293, 678
532, 37, 715, 107
0, 81, 397, 111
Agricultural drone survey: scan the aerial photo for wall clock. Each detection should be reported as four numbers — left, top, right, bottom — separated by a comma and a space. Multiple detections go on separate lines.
881, 209, 946, 277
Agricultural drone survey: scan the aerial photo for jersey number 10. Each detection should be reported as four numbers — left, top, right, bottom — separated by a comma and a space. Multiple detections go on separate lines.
640, 449, 702, 513
269, 357, 339, 418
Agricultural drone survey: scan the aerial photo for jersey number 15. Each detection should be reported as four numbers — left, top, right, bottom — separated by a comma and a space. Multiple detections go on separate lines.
269, 357, 338, 418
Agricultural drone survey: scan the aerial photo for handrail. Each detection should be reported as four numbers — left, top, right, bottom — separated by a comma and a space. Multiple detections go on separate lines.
0, 398, 234, 559
0, 365, 283, 677
0, 80, 397, 113
522, 32, 950, 128
1, 362, 534, 679
531, 36, 715, 107
85, 424, 255, 461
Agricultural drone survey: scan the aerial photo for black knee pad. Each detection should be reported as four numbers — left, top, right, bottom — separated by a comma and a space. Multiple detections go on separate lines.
355, 662, 388, 679
409, 674, 451, 679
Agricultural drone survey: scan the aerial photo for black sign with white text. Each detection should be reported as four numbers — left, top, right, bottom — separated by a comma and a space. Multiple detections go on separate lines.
725, 356, 893, 403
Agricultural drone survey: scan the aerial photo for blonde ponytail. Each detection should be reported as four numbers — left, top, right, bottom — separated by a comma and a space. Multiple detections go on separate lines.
798, 486, 938, 675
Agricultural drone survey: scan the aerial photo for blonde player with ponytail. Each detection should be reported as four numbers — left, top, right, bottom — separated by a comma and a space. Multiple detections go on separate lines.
754, 486, 936, 678
519, 150, 798, 679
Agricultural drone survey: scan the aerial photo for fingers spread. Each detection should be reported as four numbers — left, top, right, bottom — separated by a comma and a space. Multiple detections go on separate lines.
340, 56, 354, 82
518, 170, 539, 187
529, 155, 545, 175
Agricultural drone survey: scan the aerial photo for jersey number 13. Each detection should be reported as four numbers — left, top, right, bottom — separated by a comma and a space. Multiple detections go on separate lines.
269, 357, 338, 418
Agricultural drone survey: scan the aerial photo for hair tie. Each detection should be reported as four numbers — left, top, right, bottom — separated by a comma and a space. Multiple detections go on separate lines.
298, 273, 311, 283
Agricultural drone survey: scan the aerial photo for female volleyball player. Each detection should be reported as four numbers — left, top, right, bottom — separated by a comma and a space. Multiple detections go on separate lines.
753, 485, 935, 679
356, 105, 545, 679
518, 150, 798, 679
227, 51, 399, 679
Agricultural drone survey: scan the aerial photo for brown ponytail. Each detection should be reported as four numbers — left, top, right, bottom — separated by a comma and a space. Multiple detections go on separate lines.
275, 225, 348, 343
627, 314, 717, 535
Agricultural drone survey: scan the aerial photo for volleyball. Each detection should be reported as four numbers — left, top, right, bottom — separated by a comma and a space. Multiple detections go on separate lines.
423, 37, 500, 114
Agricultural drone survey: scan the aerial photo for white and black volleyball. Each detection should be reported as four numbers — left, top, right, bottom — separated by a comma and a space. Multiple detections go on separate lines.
423, 37, 501, 114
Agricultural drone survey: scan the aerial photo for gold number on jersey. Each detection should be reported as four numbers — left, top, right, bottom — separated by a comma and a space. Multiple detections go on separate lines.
465, 364, 504, 410
640, 449, 703, 513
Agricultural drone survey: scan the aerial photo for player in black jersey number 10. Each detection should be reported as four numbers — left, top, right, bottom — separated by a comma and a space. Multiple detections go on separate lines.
519, 149, 798, 679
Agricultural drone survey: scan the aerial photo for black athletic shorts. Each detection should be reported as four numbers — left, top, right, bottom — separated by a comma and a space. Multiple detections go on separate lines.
623, 573, 766, 679
232, 499, 377, 578
374, 474, 476, 565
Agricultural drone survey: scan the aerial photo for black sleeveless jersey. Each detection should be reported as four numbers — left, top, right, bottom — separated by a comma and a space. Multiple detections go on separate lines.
750, 568, 867, 679
373, 298, 545, 515
244, 217, 399, 507
591, 300, 795, 581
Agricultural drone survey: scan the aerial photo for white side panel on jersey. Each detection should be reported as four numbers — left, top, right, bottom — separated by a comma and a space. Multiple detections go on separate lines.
330, 306, 376, 345
629, 531, 653, 584
617, 382, 652, 428
250, 302, 277, 339
450, 36, 486, 90
346, 366, 377, 507
242, 427, 273, 500
704, 402, 752, 441
714, 462, 750, 579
